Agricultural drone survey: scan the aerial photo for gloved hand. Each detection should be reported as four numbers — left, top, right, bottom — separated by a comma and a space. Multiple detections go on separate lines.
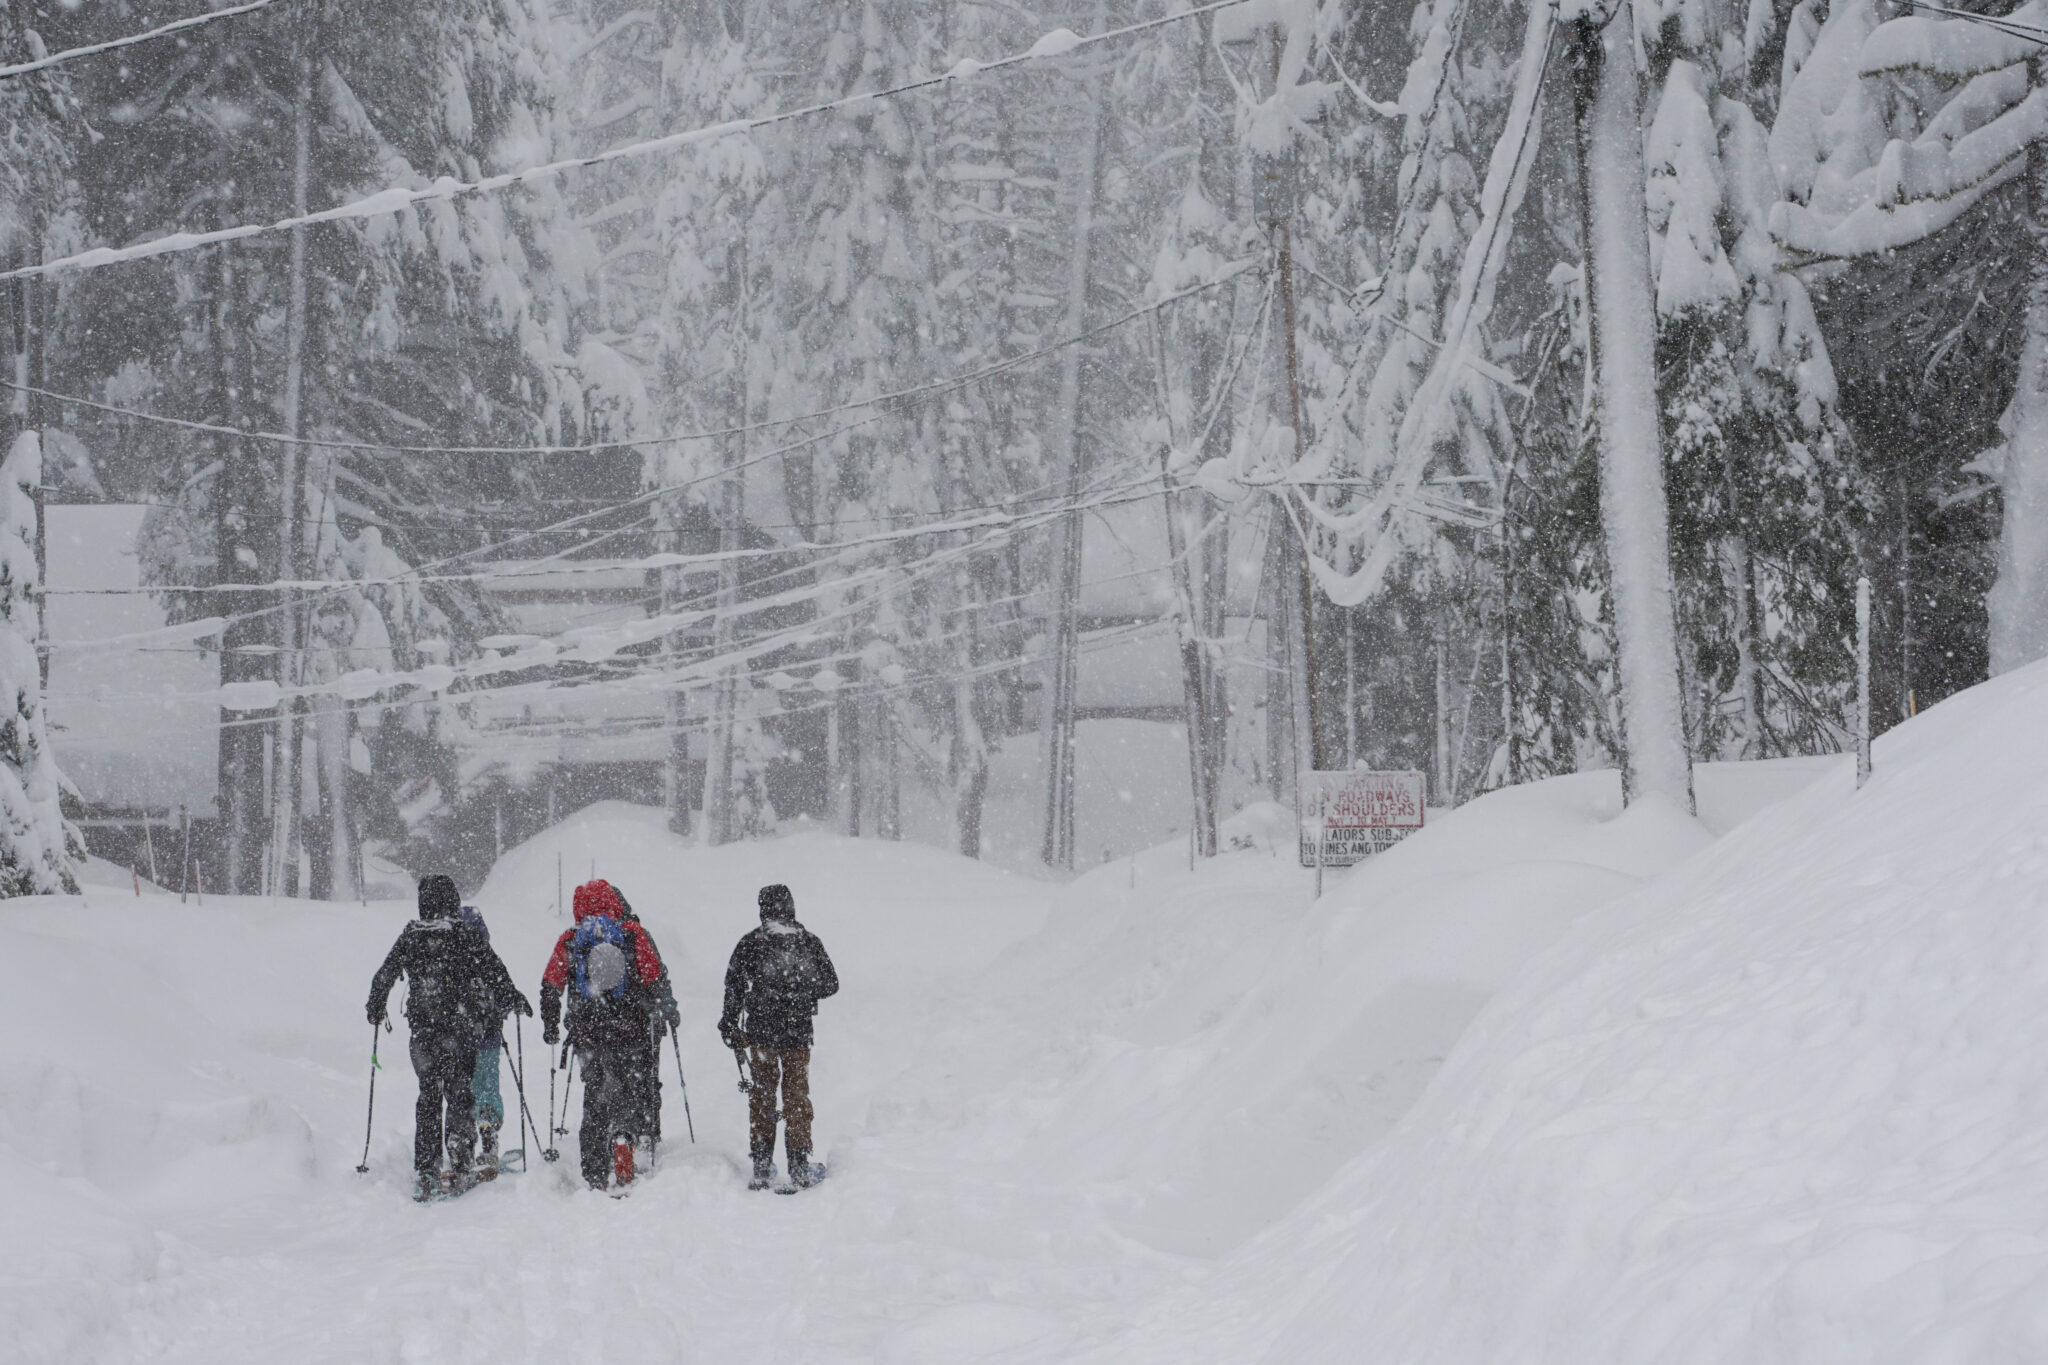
543, 1022, 559, 1046
515, 995, 535, 1018
718, 1019, 742, 1052
664, 1003, 683, 1034
367, 1003, 385, 1027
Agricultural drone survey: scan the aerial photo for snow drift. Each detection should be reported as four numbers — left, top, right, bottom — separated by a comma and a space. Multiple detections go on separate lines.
1095, 660, 2048, 1363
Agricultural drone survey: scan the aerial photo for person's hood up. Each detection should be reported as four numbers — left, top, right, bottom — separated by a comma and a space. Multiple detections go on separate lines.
418, 874, 461, 921
456, 905, 488, 942
573, 879, 625, 923
758, 883, 796, 923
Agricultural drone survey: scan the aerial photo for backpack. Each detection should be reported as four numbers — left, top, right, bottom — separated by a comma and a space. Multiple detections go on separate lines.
404, 921, 475, 1030
569, 915, 633, 1003
749, 929, 813, 1013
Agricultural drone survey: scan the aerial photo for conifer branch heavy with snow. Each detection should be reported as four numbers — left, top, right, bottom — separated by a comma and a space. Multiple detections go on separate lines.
0, 434, 79, 897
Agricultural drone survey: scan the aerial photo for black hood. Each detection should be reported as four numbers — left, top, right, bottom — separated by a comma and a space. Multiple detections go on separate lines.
758, 883, 795, 923
418, 874, 461, 920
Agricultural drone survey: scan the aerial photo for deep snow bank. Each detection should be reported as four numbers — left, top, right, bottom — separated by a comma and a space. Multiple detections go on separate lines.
971, 759, 1828, 1257
1104, 664, 2048, 1364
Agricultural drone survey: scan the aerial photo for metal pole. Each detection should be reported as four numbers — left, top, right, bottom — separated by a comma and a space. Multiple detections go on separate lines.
1315, 792, 1325, 900
670, 1028, 696, 1144
1856, 575, 1872, 788
355, 1020, 385, 1174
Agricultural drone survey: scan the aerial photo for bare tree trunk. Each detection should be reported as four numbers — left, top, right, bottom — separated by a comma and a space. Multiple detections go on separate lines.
1433, 634, 1452, 805
1727, 535, 1764, 759
1569, 5, 1693, 810
876, 697, 900, 841
1263, 513, 1295, 803
707, 230, 749, 845
1040, 0, 1108, 870
269, 14, 316, 896
660, 531, 693, 837
317, 698, 355, 901
213, 233, 270, 895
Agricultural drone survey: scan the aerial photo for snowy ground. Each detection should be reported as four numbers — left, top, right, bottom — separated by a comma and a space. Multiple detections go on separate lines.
13, 725, 1979, 1364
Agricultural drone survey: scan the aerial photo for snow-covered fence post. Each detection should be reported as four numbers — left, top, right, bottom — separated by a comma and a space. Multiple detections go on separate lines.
1856, 575, 1872, 788
0, 432, 78, 896
1566, 0, 1694, 812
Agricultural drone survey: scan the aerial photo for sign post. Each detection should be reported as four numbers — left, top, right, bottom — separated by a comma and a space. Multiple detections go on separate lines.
1300, 770, 1427, 871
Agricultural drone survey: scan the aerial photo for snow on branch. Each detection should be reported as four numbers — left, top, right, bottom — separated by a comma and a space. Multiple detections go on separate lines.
0, 0, 1260, 282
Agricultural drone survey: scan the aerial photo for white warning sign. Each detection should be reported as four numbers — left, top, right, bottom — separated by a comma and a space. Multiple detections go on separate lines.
1300, 770, 1427, 868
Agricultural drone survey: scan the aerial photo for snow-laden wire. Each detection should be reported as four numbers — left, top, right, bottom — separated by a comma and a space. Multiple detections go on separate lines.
58, 475, 1176, 707
1901, 1, 2048, 46
0, 0, 301, 81
0, 260, 1255, 454
0, 0, 1255, 283
1291, 0, 1557, 607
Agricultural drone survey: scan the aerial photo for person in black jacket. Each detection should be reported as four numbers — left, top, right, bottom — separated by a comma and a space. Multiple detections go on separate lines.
718, 883, 839, 1189
615, 889, 682, 1153
367, 874, 532, 1199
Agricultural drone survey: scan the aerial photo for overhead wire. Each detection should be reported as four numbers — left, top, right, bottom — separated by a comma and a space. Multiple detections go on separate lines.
0, 263, 1255, 456
0, 0, 1258, 284
0, 0, 301, 81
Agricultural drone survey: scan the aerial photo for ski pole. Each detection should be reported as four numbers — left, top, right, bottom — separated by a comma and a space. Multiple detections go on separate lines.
733, 1047, 751, 1094
507, 1020, 544, 1172
670, 1027, 696, 1144
356, 1019, 388, 1174
555, 1046, 576, 1139
544, 1031, 560, 1163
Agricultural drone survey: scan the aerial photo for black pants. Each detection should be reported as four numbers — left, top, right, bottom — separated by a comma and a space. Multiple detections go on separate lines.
411, 1030, 478, 1176
576, 1038, 650, 1187
632, 1020, 663, 1143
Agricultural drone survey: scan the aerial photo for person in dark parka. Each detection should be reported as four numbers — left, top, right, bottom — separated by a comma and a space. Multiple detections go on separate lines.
718, 883, 838, 1189
367, 874, 532, 1199
614, 889, 682, 1150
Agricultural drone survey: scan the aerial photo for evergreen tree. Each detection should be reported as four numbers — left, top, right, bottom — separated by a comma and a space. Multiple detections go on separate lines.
0, 433, 79, 896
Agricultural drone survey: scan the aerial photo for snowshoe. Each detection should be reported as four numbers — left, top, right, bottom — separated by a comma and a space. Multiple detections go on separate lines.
748, 1157, 775, 1192
442, 1167, 480, 1199
413, 1172, 440, 1203
777, 1154, 825, 1194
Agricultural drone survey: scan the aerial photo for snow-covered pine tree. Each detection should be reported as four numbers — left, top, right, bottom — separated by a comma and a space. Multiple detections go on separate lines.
1640, 10, 1865, 760
1771, 0, 2048, 674
0, 433, 79, 896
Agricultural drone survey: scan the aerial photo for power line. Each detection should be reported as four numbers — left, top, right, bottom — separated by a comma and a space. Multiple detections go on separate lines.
0, 0, 1255, 283
0, 0, 301, 81
0, 261, 1254, 455
1899, 1, 2048, 45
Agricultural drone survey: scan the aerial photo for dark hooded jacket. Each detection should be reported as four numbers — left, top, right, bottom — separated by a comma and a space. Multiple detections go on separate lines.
368, 875, 530, 1039
719, 884, 838, 1050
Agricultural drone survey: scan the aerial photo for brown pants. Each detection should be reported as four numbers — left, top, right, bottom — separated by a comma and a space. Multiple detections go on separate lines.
747, 1045, 812, 1161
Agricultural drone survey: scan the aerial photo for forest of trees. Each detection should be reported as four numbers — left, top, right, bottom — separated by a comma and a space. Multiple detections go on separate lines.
0, 0, 2036, 894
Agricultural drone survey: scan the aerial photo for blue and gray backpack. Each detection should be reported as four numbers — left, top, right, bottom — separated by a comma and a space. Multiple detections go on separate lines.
569, 915, 631, 1003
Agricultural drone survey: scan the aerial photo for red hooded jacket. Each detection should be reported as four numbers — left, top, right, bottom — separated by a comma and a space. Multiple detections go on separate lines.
539, 880, 664, 1036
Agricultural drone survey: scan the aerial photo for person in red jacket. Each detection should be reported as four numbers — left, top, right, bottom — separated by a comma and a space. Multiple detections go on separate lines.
540, 879, 666, 1191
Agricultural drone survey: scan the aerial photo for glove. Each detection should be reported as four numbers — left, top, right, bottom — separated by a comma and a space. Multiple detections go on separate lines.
664, 1003, 683, 1034
543, 1022, 559, 1046
718, 1019, 742, 1052
515, 996, 534, 1018
367, 1003, 385, 1027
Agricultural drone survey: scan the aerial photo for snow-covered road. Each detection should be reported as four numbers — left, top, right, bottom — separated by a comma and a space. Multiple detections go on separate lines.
7, 766, 1827, 1363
